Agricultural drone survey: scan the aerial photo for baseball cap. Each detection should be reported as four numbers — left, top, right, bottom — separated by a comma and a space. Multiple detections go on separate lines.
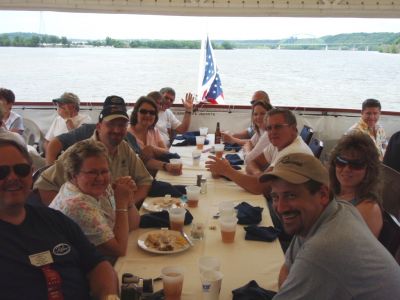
98, 105, 129, 122
103, 95, 126, 108
259, 153, 329, 186
52, 92, 80, 106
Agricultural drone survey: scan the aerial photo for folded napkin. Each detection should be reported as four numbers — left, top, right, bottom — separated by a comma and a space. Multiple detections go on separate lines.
232, 280, 276, 300
224, 142, 242, 152
148, 180, 186, 198
139, 210, 193, 228
174, 131, 209, 147
225, 153, 244, 166
235, 202, 263, 225
244, 225, 280, 242
157, 152, 181, 163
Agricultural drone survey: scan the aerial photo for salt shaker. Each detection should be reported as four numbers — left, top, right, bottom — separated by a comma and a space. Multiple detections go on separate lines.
200, 178, 207, 194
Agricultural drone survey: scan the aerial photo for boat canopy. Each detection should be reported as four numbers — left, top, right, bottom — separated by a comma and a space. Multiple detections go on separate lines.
1, 0, 400, 18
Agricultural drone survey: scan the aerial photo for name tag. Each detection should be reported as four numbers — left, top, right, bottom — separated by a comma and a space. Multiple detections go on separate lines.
29, 250, 54, 267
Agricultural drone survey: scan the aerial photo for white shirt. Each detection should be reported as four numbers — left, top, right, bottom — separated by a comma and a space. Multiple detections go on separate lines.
263, 136, 313, 167
4, 111, 24, 132
45, 113, 91, 141
156, 109, 181, 146
245, 131, 270, 164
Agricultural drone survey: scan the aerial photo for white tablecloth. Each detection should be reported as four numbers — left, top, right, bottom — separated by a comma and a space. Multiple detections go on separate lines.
114, 135, 284, 299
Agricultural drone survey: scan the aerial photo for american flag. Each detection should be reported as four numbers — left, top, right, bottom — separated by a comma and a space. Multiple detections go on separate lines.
198, 36, 224, 104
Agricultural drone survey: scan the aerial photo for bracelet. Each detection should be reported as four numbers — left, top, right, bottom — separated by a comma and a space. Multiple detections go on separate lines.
185, 111, 192, 115
115, 208, 128, 213
162, 162, 168, 171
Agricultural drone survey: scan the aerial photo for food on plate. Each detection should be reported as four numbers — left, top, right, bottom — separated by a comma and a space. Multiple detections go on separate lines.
144, 231, 188, 252
153, 197, 183, 209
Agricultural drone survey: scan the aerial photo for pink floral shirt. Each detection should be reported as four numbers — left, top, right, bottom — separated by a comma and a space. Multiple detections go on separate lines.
50, 181, 116, 246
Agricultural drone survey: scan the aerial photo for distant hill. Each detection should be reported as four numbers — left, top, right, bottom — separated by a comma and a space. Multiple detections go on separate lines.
1, 32, 399, 53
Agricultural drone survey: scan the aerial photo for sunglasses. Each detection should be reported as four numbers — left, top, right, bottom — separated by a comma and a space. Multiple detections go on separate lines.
335, 156, 366, 170
266, 123, 290, 132
0, 164, 31, 180
139, 109, 156, 116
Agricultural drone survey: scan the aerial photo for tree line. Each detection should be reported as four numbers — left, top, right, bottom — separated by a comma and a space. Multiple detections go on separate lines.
0, 33, 70, 47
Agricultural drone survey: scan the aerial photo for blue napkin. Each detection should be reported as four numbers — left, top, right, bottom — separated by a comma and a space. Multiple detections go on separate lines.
232, 280, 276, 300
224, 143, 242, 152
244, 225, 280, 242
139, 210, 193, 228
235, 202, 263, 225
174, 131, 209, 146
225, 154, 244, 166
157, 152, 181, 163
148, 180, 186, 198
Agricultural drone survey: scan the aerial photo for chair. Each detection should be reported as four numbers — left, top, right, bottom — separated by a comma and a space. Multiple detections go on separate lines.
378, 210, 400, 263
300, 125, 314, 145
381, 164, 400, 220
309, 138, 324, 159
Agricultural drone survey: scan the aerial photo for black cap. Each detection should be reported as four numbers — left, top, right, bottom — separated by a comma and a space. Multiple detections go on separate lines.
99, 105, 129, 122
103, 95, 126, 108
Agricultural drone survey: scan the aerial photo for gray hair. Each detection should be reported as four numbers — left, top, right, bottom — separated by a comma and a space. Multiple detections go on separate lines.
63, 139, 109, 181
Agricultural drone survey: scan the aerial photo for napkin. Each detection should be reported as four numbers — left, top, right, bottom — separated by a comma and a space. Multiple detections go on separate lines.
157, 152, 181, 163
224, 142, 242, 152
148, 180, 186, 198
139, 210, 193, 228
235, 202, 263, 225
225, 153, 244, 166
244, 225, 280, 242
174, 131, 209, 147
232, 280, 276, 300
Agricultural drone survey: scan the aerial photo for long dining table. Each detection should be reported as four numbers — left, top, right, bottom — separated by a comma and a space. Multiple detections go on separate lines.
114, 135, 285, 299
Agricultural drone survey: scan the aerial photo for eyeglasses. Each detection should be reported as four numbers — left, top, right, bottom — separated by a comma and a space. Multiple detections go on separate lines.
266, 124, 290, 132
79, 169, 110, 178
335, 156, 366, 170
139, 109, 156, 116
0, 164, 31, 180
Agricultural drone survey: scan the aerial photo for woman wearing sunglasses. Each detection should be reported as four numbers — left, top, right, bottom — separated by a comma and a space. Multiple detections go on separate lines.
50, 139, 140, 257
329, 133, 383, 237
128, 96, 181, 175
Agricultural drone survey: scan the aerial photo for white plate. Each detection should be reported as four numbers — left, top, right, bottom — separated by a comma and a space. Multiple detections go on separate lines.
142, 197, 186, 212
137, 230, 191, 254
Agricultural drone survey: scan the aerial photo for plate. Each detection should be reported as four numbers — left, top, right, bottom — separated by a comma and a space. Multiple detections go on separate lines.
138, 229, 191, 254
142, 197, 186, 212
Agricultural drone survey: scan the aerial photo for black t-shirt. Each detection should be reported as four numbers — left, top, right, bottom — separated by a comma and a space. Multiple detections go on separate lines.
0, 205, 105, 300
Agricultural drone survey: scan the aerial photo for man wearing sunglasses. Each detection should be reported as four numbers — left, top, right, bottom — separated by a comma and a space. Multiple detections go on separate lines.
206, 108, 312, 195
347, 98, 387, 160
0, 139, 119, 299
259, 153, 400, 300
157, 87, 194, 147
35, 97, 153, 206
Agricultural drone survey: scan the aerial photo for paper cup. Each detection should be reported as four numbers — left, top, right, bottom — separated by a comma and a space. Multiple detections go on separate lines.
198, 256, 221, 274
201, 270, 223, 300
169, 207, 186, 231
161, 266, 184, 300
186, 185, 201, 208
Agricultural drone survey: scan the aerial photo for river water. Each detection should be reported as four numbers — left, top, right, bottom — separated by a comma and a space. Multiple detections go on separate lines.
1, 47, 399, 111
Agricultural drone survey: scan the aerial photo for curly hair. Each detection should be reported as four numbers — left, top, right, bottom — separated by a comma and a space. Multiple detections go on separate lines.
63, 140, 109, 181
251, 100, 273, 134
130, 96, 159, 128
329, 132, 381, 202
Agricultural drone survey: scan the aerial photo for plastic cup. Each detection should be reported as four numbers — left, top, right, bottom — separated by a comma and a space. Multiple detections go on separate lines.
199, 127, 208, 137
198, 256, 221, 274
169, 207, 186, 232
161, 266, 184, 300
214, 143, 224, 159
196, 136, 206, 150
219, 216, 238, 243
169, 159, 183, 175
192, 150, 201, 167
201, 270, 223, 300
185, 185, 201, 208
218, 201, 237, 217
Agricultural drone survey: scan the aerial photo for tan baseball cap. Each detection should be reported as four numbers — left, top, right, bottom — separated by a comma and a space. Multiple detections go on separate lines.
52, 92, 80, 106
259, 153, 329, 186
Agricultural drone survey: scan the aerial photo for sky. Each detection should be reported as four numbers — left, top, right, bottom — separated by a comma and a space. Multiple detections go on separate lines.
0, 10, 400, 40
